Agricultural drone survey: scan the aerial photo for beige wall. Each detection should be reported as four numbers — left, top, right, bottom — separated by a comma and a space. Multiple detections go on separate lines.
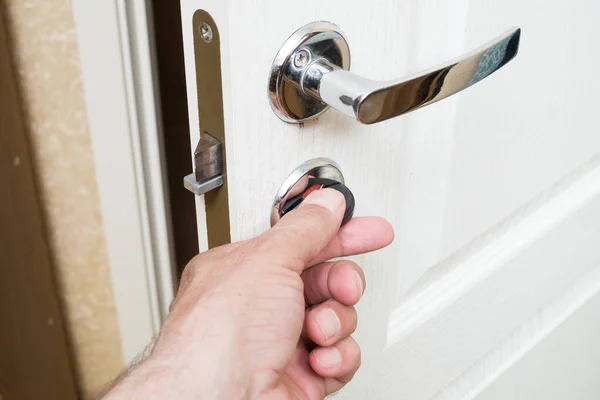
4, 0, 123, 397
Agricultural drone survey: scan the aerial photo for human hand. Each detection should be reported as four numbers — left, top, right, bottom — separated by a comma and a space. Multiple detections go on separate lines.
103, 189, 393, 399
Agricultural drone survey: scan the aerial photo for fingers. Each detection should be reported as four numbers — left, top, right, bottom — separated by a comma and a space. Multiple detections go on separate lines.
302, 260, 365, 306
258, 189, 346, 273
305, 299, 357, 347
309, 336, 361, 393
309, 216, 394, 267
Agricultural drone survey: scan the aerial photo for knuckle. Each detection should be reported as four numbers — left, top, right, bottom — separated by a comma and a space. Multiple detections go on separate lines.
350, 307, 358, 330
168, 298, 178, 313
180, 258, 199, 281
303, 206, 335, 230
346, 338, 361, 364
354, 341, 362, 360
303, 276, 320, 303
288, 206, 334, 239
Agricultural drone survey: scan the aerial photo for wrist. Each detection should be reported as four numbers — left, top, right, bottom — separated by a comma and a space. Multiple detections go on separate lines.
104, 353, 248, 400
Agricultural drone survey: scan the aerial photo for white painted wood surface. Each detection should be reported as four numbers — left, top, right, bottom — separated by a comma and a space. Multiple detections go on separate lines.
181, 0, 600, 398
382, 158, 600, 400
441, 266, 600, 400
472, 277, 600, 400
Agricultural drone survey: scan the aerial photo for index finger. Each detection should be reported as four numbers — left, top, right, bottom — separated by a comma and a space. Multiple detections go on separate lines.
308, 216, 394, 267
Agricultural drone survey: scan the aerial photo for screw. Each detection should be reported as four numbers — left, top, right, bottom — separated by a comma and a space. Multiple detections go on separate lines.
293, 49, 310, 68
199, 22, 213, 43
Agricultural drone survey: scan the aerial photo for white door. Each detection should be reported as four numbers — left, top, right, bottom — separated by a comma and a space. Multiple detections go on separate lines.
180, 0, 600, 398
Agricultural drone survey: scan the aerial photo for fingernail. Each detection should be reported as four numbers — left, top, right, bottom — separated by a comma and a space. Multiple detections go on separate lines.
302, 188, 344, 213
315, 347, 342, 369
354, 270, 364, 296
314, 308, 340, 340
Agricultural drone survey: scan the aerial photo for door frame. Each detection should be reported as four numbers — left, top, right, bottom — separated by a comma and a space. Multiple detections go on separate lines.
0, 4, 79, 396
71, 0, 176, 363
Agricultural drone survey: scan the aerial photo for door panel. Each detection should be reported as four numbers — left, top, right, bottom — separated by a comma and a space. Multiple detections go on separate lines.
441, 0, 600, 258
472, 282, 600, 400
380, 160, 600, 399
180, 0, 600, 398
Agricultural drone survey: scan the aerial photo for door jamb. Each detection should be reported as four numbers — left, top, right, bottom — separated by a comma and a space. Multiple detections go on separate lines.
71, 0, 175, 363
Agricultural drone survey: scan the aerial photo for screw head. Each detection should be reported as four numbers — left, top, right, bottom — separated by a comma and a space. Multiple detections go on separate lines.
293, 49, 310, 68
199, 22, 213, 43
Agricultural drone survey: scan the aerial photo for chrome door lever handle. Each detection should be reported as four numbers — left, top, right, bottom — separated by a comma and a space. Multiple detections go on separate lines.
269, 23, 521, 125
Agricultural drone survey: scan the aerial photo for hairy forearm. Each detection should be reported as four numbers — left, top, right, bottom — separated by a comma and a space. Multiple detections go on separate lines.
101, 358, 170, 399
102, 354, 248, 399
100, 316, 250, 400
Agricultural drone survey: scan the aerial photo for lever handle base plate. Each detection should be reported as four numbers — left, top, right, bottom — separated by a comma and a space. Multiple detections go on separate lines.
268, 22, 350, 123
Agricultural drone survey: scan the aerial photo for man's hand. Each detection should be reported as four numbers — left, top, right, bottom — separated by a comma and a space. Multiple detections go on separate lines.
102, 189, 393, 399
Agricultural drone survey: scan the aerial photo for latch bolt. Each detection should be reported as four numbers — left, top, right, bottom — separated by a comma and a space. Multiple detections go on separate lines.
183, 132, 223, 195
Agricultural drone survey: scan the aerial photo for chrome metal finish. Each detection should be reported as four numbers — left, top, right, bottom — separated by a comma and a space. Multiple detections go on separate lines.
293, 49, 310, 68
184, 174, 223, 196
199, 22, 213, 43
183, 132, 224, 196
269, 23, 521, 125
194, 133, 222, 183
271, 158, 345, 226
268, 22, 351, 123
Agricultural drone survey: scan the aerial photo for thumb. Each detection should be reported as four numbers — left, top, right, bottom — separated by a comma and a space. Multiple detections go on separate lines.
258, 188, 346, 273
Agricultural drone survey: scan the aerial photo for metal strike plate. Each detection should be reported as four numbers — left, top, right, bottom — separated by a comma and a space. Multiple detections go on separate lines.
182, 10, 231, 248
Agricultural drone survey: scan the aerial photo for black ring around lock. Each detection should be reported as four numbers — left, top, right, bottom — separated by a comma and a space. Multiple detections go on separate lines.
280, 177, 355, 226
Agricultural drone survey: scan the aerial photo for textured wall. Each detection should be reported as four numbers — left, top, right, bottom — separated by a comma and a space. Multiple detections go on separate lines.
3, 0, 124, 397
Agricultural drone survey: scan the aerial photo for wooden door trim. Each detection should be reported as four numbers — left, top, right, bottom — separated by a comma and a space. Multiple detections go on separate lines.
0, 5, 78, 398
71, 0, 177, 362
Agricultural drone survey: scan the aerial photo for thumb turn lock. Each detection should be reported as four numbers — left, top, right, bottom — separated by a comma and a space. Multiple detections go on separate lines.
271, 158, 354, 227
